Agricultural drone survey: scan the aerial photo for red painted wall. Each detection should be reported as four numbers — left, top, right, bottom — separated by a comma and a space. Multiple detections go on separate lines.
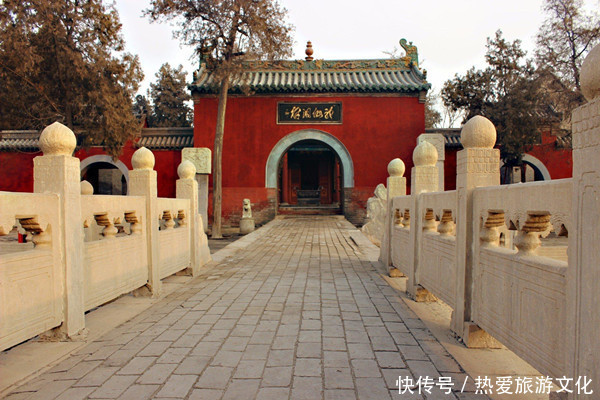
194, 94, 425, 224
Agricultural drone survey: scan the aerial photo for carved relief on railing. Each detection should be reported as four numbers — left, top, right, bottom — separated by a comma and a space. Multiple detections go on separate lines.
393, 209, 402, 226
177, 210, 186, 226
159, 209, 186, 230
93, 213, 120, 239
0, 215, 52, 250
124, 211, 142, 235
17, 216, 52, 248
401, 209, 410, 228
481, 211, 504, 247
437, 210, 455, 236
423, 208, 436, 232
513, 213, 551, 255
161, 210, 176, 230
81, 196, 146, 241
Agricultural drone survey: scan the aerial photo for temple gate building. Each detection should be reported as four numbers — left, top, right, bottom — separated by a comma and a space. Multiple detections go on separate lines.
190, 40, 430, 225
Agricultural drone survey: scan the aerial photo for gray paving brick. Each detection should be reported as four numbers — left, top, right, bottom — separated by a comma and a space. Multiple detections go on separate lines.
262, 366, 293, 387
117, 357, 156, 375
324, 367, 354, 389
136, 363, 177, 384
155, 374, 197, 398
90, 375, 137, 399
355, 377, 393, 400
294, 358, 321, 377
266, 349, 295, 367
223, 379, 260, 400
117, 384, 159, 400
291, 377, 322, 400
188, 389, 223, 400
174, 355, 210, 374
233, 359, 266, 378
74, 367, 119, 387
256, 387, 291, 400
195, 366, 233, 389
54, 386, 95, 400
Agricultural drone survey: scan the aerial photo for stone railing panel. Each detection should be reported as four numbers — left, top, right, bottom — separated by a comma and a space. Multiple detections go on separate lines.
471, 179, 571, 378
0, 192, 63, 351
157, 198, 191, 279
80, 195, 148, 311
391, 196, 413, 275
418, 191, 458, 306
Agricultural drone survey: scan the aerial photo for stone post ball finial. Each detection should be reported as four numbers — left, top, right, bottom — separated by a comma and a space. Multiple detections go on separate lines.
412, 141, 438, 166
461, 116, 496, 148
38, 121, 77, 156
177, 160, 196, 179
387, 158, 405, 177
80, 180, 94, 195
131, 147, 155, 170
581, 43, 600, 101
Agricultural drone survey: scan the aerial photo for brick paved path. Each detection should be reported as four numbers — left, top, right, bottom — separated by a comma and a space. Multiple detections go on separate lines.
5, 216, 482, 400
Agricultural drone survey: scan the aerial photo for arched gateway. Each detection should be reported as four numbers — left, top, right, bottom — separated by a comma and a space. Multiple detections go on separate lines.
265, 130, 354, 213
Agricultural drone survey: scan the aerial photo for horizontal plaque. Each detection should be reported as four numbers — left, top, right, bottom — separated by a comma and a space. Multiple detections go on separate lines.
277, 102, 342, 124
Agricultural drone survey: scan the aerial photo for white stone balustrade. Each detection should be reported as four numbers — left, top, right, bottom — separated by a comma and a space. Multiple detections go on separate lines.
383, 41, 600, 395
0, 131, 212, 352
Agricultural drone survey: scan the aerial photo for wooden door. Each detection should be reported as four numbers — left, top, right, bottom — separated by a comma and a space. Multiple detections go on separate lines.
319, 157, 332, 204
290, 165, 300, 205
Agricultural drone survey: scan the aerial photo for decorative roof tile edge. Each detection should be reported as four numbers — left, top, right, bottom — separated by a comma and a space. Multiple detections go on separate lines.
0, 127, 195, 152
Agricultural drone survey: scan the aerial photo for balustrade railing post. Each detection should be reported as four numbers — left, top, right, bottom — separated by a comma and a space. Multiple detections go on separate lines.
128, 147, 161, 296
567, 43, 600, 398
33, 122, 85, 339
176, 160, 211, 276
408, 141, 439, 301
451, 116, 500, 347
417, 133, 445, 191
182, 148, 211, 233
380, 158, 406, 270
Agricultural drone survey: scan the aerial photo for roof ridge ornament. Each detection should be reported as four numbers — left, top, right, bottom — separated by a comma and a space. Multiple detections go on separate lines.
305, 41, 314, 61
399, 38, 419, 68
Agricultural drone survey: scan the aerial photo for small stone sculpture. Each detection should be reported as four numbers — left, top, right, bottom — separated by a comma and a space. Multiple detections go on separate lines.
242, 198, 252, 219
240, 198, 255, 234
361, 183, 387, 247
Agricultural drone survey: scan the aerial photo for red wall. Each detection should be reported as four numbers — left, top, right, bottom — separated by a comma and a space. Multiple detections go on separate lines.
194, 94, 425, 224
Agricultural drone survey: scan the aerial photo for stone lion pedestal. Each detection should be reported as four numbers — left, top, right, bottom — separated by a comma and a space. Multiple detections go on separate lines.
239, 198, 255, 234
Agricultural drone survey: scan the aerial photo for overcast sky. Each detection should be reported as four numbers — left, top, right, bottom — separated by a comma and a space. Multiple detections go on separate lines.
114, 0, 598, 101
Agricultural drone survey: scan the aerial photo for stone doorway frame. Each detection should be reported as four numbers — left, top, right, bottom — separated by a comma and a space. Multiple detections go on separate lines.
265, 129, 354, 190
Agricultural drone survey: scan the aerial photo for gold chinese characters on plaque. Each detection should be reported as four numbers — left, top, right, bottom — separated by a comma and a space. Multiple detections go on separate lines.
277, 102, 342, 124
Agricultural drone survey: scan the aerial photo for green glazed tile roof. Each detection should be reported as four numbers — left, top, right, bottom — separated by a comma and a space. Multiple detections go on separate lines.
190, 58, 430, 95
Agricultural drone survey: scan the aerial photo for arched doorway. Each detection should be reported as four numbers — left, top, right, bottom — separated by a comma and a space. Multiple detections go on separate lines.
80, 155, 129, 195
278, 139, 342, 208
265, 129, 354, 214
500, 154, 551, 184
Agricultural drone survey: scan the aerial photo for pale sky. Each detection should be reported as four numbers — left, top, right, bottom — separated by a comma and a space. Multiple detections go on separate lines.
114, 0, 598, 106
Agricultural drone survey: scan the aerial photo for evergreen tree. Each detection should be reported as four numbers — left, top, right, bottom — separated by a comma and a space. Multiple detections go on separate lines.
146, 0, 294, 238
0, 0, 143, 157
148, 63, 192, 127
442, 31, 543, 169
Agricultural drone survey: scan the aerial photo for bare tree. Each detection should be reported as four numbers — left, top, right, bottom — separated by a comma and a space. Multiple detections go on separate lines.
146, 0, 294, 238
536, 0, 600, 93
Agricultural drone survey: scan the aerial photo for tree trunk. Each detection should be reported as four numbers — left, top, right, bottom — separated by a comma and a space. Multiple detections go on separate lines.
211, 76, 230, 239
